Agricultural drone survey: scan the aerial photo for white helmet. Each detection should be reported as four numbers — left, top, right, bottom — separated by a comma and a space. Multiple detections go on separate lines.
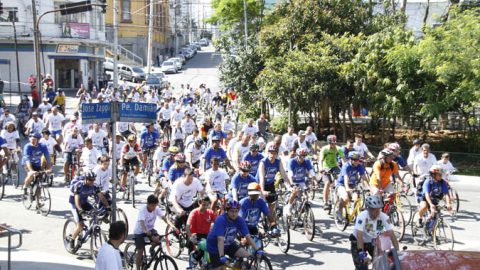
365, 195, 383, 209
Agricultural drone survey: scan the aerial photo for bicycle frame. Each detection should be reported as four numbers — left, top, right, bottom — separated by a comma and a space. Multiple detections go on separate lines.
346, 191, 363, 223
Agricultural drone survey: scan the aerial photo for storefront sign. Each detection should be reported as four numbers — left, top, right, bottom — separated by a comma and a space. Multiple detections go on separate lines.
57, 44, 79, 54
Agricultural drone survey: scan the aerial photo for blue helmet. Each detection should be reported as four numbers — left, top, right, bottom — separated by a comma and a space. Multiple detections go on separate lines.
348, 151, 361, 160
225, 199, 240, 210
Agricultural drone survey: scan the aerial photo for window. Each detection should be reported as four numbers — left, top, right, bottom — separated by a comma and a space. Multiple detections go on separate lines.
0, 7, 18, 22
121, 0, 131, 22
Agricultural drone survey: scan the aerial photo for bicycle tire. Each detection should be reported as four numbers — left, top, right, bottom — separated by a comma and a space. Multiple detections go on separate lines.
62, 218, 79, 254
276, 216, 290, 253
123, 242, 137, 270
401, 173, 415, 196
37, 186, 51, 216
22, 186, 33, 210
252, 254, 273, 270
131, 175, 136, 208
48, 174, 54, 187
111, 208, 129, 234
153, 254, 179, 270
90, 225, 107, 261
303, 204, 316, 241
12, 167, 20, 189
333, 200, 349, 232
164, 225, 183, 258
449, 187, 460, 214
0, 175, 4, 200
397, 194, 413, 226
389, 209, 406, 242
433, 218, 454, 251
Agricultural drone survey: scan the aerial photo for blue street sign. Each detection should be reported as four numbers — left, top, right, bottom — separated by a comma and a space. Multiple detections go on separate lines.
119, 102, 157, 123
81, 102, 111, 124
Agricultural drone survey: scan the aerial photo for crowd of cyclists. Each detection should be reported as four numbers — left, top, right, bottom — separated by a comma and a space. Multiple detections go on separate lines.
0, 77, 460, 270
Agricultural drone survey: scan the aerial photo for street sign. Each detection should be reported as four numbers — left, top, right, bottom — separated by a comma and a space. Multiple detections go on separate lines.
81, 102, 111, 124
119, 102, 157, 123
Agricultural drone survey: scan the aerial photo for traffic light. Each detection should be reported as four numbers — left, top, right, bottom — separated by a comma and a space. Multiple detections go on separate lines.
0, 2, 4, 15
60, 1, 93, 16
99, 0, 107, 14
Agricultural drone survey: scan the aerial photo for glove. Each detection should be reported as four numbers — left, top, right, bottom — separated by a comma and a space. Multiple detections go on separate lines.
358, 251, 367, 263
255, 249, 264, 257
220, 256, 228, 264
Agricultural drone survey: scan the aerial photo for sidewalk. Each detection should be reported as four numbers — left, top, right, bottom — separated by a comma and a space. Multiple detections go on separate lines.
0, 250, 94, 270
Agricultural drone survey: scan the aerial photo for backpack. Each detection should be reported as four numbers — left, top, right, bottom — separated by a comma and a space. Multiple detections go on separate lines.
415, 174, 431, 198
69, 176, 86, 194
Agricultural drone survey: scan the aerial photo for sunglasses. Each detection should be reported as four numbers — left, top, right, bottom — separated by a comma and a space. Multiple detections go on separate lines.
351, 159, 359, 162
86, 178, 95, 182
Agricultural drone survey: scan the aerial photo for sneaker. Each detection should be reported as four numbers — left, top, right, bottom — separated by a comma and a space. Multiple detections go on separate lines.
417, 219, 424, 228
336, 210, 343, 221
68, 237, 75, 250
323, 203, 331, 211
23, 188, 28, 196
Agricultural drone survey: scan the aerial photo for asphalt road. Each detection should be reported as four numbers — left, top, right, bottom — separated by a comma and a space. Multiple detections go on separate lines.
1, 47, 480, 270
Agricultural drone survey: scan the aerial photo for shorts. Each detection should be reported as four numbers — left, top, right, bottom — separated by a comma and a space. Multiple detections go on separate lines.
292, 182, 307, 190
209, 242, 242, 268
417, 195, 442, 205
323, 167, 341, 183
192, 160, 200, 169
248, 226, 259, 236
70, 203, 93, 223
370, 182, 395, 195
264, 182, 277, 203
160, 119, 170, 130
123, 157, 140, 172
50, 130, 62, 137
134, 229, 158, 250
336, 185, 351, 200
63, 151, 73, 163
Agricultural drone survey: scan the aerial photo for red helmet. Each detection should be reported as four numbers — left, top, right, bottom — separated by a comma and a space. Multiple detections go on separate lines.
327, 135, 337, 144
161, 139, 170, 148
174, 153, 186, 162
388, 143, 400, 151
267, 144, 279, 153
296, 148, 308, 156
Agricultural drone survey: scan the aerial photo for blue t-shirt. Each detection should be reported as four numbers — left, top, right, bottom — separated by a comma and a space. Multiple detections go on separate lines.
394, 155, 407, 168
239, 197, 270, 227
288, 158, 313, 183
206, 214, 250, 254
336, 162, 366, 188
256, 157, 280, 185
422, 178, 448, 202
203, 147, 227, 170
168, 166, 185, 182
229, 173, 257, 201
242, 152, 264, 176
0, 136, 6, 148
162, 158, 174, 173
22, 142, 50, 168
209, 130, 227, 140
68, 177, 100, 205
140, 130, 159, 149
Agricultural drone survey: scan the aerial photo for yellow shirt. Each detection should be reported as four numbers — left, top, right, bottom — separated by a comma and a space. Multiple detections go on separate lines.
54, 95, 65, 106
369, 161, 399, 189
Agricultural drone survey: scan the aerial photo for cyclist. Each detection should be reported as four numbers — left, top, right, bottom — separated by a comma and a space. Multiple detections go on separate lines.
353, 135, 375, 160
40, 129, 57, 166
335, 151, 369, 221
205, 157, 230, 210
153, 139, 170, 172
241, 118, 258, 138
171, 120, 186, 150
94, 155, 113, 206
45, 106, 65, 146
209, 122, 227, 143
25, 112, 45, 135
255, 114, 270, 139
416, 165, 452, 227
22, 132, 51, 194
369, 149, 404, 195
339, 140, 355, 167
284, 148, 313, 217
67, 171, 110, 250
281, 126, 297, 153
16, 95, 32, 133
202, 135, 234, 173
230, 161, 256, 202
349, 195, 399, 270
291, 130, 312, 154
37, 97, 52, 118
53, 89, 66, 114
120, 135, 143, 190
80, 138, 102, 171
158, 103, 172, 135
88, 124, 108, 155
241, 143, 264, 177
257, 144, 289, 225
167, 153, 189, 184
233, 135, 250, 169
304, 126, 318, 149
140, 123, 159, 166
169, 168, 205, 230
319, 134, 345, 211
388, 142, 411, 172
1, 122, 21, 171
63, 126, 84, 182
206, 199, 262, 270
187, 195, 217, 263
437, 152, 456, 181
186, 138, 205, 169
181, 113, 196, 136
239, 183, 279, 236
111, 133, 125, 163
133, 195, 177, 270
157, 146, 180, 202
407, 139, 422, 168
0, 109, 15, 130
0, 135, 9, 171
414, 143, 437, 176
200, 117, 213, 143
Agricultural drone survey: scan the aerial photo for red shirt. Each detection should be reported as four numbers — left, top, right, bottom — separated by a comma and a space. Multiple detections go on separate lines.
187, 208, 216, 235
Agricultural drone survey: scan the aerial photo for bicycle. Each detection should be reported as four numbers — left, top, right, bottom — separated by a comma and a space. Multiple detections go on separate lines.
3, 150, 21, 188
393, 181, 414, 226
308, 156, 322, 201
62, 208, 108, 261
333, 188, 364, 231
144, 148, 156, 187
411, 205, 454, 250
22, 171, 51, 216
211, 190, 227, 216
401, 172, 420, 196
164, 209, 191, 258
121, 163, 137, 208
258, 211, 290, 254
123, 232, 178, 270
381, 192, 406, 242
322, 169, 339, 215
65, 149, 81, 184
284, 184, 316, 241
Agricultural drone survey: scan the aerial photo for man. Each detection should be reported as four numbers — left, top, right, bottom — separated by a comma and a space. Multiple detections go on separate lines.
222, 115, 234, 133
0, 109, 16, 130
233, 135, 250, 169
340, 140, 355, 167
88, 123, 109, 155
281, 126, 297, 153
63, 126, 84, 182
239, 183, 271, 236
187, 195, 216, 264
284, 148, 313, 216
353, 135, 375, 160
230, 161, 257, 202
241, 143, 264, 176
171, 105, 185, 127
414, 143, 437, 176
319, 135, 345, 210
94, 155, 113, 201
242, 118, 258, 137
291, 130, 312, 154
369, 149, 404, 195
186, 138, 205, 169
45, 106, 65, 146
304, 126, 318, 148
407, 139, 422, 168
120, 135, 143, 189
95, 221, 127, 270
133, 195, 177, 270
204, 157, 230, 210
181, 113, 196, 136
350, 195, 399, 270
206, 199, 262, 270
202, 135, 234, 173
80, 137, 102, 171
200, 117, 214, 142
140, 123, 159, 165
255, 114, 270, 139
37, 97, 52, 118
22, 132, 51, 194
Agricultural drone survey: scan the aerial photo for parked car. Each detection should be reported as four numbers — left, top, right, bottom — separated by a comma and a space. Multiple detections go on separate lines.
103, 57, 114, 71
181, 49, 194, 59
199, 38, 209, 46
192, 42, 202, 51
130, 66, 146, 83
169, 58, 183, 70
176, 54, 186, 64
145, 75, 163, 90
161, 61, 177, 74
117, 64, 133, 81
151, 72, 169, 88
187, 44, 198, 54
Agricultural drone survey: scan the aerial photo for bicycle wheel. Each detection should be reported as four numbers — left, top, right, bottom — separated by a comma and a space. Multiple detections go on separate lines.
303, 204, 316, 241
276, 216, 290, 253
0, 175, 4, 200
164, 225, 183, 258
37, 186, 51, 216
123, 242, 138, 270
401, 173, 415, 196
333, 200, 349, 232
22, 186, 33, 210
90, 225, 107, 261
111, 208, 129, 234
252, 254, 273, 270
397, 194, 413, 226
389, 209, 406, 242
48, 174, 54, 187
131, 176, 136, 208
433, 218, 454, 251
449, 187, 460, 214
153, 255, 179, 270
62, 218, 79, 254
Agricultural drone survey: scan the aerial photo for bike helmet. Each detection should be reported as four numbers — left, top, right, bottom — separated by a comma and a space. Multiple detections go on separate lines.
168, 146, 179, 154
85, 170, 97, 180
413, 139, 421, 145
161, 139, 170, 148
365, 195, 383, 209
296, 148, 308, 157
29, 132, 42, 139
174, 153, 186, 162
127, 134, 136, 142
326, 135, 337, 144
195, 138, 204, 145
388, 143, 400, 151
239, 161, 252, 172
378, 149, 394, 159
267, 144, 279, 153
430, 164, 442, 175
225, 199, 240, 211
348, 151, 361, 160
211, 135, 221, 142
247, 183, 262, 196
249, 143, 260, 151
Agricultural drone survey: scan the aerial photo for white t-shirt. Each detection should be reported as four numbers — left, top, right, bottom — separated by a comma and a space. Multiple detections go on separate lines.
353, 211, 393, 243
25, 119, 45, 134
95, 242, 123, 270
414, 153, 437, 175
234, 143, 250, 163
170, 178, 204, 208
223, 121, 234, 133
40, 137, 57, 154
171, 126, 185, 141
181, 119, 196, 135
187, 144, 204, 164
436, 160, 455, 180
160, 107, 172, 121
133, 206, 166, 235
171, 110, 184, 125
46, 113, 65, 131
353, 142, 370, 158
117, 122, 129, 133
227, 138, 239, 159
153, 148, 169, 164
38, 103, 52, 116
110, 140, 125, 160
407, 146, 421, 166
242, 125, 258, 137
185, 105, 196, 116
205, 168, 229, 193
94, 165, 112, 193
64, 134, 84, 152
305, 132, 318, 144
81, 147, 102, 170
89, 129, 108, 147
282, 133, 298, 152
0, 130, 19, 150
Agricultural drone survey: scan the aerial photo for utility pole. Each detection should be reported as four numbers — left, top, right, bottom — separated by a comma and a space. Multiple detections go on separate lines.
31, 0, 42, 97
10, 12, 21, 93
113, 0, 119, 87
174, 0, 178, 55
243, 0, 248, 46
146, 0, 154, 74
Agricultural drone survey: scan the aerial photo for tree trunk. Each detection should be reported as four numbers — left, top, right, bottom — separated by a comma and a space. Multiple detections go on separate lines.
401, 0, 407, 14
341, 109, 347, 142
348, 104, 355, 138
318, 100, 330, 128
423, 0, 430, 28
